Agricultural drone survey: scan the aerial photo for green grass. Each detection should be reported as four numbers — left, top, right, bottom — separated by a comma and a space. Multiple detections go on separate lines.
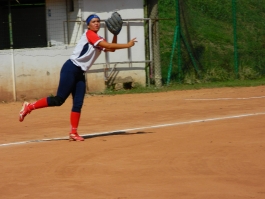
98, 77, 265, 95
156, 0, 265, 84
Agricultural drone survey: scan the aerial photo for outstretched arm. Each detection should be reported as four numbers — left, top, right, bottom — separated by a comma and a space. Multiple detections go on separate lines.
104, 35, 117, 52
99, 38, 137, 52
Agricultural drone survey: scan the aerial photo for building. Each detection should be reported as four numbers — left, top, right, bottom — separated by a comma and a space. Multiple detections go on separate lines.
0, 0, 148, 101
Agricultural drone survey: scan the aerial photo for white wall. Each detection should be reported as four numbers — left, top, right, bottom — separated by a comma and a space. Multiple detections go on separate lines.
0, 47, 75, 101
0, 0, 146, 102
0, 50, 14, 101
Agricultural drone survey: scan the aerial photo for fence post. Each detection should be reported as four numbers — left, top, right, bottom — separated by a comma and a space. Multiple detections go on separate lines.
148, 0, 162, 87
232, 0, 239, 78
176, 0, 182, 82
8, 0, 17, 101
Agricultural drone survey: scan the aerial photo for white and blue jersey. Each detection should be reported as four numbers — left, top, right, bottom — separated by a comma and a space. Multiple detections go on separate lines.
70, 29, 104, 71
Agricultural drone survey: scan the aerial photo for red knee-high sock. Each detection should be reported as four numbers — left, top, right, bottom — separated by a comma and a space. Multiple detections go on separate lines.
70, 112, 80, 134
28, 98, 48, 110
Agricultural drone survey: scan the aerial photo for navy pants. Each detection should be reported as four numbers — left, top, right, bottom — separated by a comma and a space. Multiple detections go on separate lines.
47, 59, 86, 112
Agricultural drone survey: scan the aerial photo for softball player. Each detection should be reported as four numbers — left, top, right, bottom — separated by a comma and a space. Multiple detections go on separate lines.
19, 14, 137, 141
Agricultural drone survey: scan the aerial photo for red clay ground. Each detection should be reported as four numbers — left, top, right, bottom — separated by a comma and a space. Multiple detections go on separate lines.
0, 86, 265, 199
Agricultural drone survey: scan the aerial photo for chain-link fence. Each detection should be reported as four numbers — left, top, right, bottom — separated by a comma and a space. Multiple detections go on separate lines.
157, 0, 265, 85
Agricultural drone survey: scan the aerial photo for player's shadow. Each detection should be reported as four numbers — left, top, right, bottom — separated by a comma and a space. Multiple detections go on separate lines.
82, 131, 153, 140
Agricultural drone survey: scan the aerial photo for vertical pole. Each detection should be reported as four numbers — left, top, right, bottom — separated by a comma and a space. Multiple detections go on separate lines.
149, 0, 162, 87
127, 21, 132, 68
148, 18, 153, 80
232, 0, 239, 77
176, 0, 182, 82
153, 16, 162, 87
167, 26, 178, 85
8, 0, 17, 101
65, 0, 70, 44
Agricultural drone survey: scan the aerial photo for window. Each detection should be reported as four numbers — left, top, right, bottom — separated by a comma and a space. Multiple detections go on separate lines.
0, 0, 47, 49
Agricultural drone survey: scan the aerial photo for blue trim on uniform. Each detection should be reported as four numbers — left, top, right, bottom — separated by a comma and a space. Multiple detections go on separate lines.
78, 43, 89, 58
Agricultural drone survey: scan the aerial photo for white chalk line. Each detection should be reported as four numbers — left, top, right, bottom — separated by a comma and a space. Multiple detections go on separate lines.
185, 96, 265, 101
1, 112, 265, 147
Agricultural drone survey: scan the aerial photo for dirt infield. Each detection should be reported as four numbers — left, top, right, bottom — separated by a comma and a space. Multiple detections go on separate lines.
1, 86, 265, 199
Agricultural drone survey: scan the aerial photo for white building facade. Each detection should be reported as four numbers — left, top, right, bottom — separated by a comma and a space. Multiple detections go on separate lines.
0, 0, 147, 102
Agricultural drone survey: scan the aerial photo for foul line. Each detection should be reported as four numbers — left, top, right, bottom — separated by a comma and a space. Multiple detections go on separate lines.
1, 112, 265, 147
185, 96, 265, 101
